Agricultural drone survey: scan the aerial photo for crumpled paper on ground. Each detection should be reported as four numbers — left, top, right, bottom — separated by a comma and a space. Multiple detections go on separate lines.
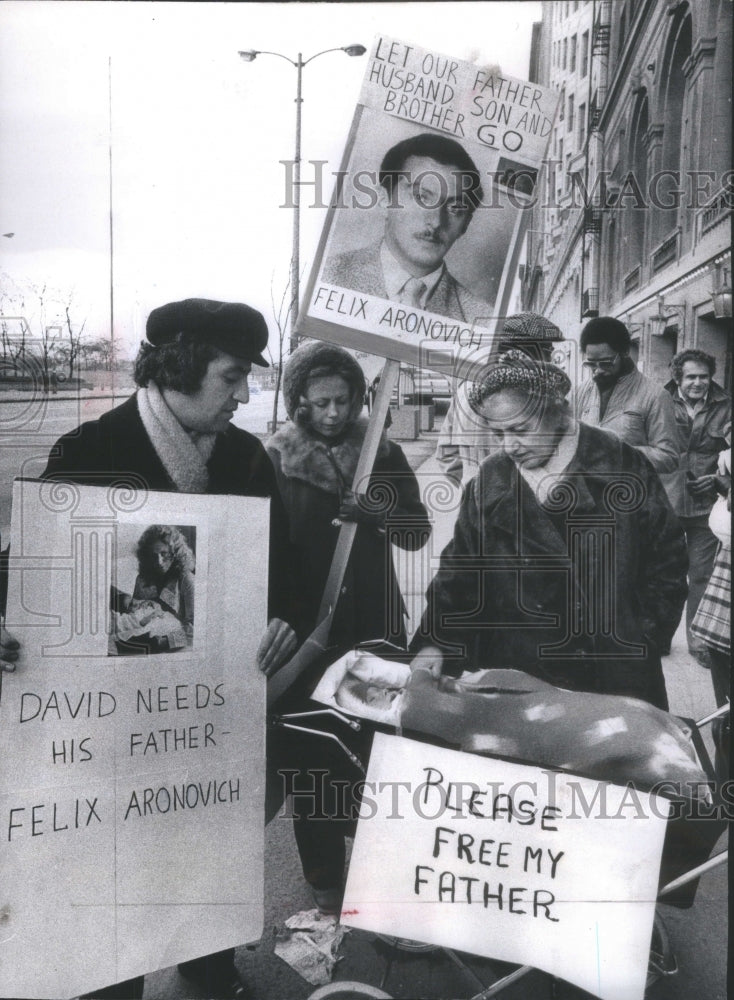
274, 908, 350, 985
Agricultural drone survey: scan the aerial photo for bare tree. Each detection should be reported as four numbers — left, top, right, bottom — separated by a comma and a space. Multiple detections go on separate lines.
0, 272, 28, 370
86, 336, 117, 371
0, 275, 92, 388
30, 282, 63, 390
268, 272, 293, 434
63, 297, 87, 381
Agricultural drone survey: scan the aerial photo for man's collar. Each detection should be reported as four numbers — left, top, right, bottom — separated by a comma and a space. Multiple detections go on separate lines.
380, 241, 444, 304
676, 383, 709, 415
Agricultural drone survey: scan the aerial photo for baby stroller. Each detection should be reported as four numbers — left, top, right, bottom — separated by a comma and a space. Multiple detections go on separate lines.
274, 663, 728, 1000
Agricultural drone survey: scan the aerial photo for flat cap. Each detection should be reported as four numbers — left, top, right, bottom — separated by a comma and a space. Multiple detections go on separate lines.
146, 298, 269, 366
499, 313, 563, 342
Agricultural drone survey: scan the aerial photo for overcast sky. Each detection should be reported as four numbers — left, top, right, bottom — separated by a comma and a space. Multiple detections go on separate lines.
0, 1, 541, 356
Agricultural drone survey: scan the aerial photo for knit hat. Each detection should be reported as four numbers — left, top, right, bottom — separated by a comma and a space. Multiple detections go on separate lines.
468, 350, 572, 411
146, 299, 269, 366
283, 341, 366, 423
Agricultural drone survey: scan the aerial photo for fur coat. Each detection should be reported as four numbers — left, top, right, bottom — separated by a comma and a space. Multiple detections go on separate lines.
266, 418, 430, 660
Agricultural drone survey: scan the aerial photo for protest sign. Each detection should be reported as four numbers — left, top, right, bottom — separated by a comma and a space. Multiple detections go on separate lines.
0, 480, 269, 999
301, 35, 558, 372
342, 733, 670, 1000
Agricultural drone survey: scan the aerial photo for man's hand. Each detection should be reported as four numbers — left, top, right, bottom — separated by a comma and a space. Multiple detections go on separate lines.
686, 474, 719, 497
257, 618, 298, 678
409, 645, 444, 678
1, 623, 20, 673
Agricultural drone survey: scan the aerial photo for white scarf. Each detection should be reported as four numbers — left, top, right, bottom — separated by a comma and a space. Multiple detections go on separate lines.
137, 382, 216, 493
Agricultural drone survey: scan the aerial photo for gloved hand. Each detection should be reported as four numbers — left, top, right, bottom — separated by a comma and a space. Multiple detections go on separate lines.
337, 491, 386, 528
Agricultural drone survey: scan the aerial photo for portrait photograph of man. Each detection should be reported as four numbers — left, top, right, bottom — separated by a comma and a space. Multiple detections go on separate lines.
314, 111, 527, 335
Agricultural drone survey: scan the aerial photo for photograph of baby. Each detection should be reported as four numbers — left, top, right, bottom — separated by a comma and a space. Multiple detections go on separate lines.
109, 523, 196, 657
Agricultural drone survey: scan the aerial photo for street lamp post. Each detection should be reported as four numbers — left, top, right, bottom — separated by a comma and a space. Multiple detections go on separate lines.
239, 44, 366, 354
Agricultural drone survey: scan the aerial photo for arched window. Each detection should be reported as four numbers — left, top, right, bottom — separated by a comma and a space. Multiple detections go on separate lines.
653, 6, 692, 249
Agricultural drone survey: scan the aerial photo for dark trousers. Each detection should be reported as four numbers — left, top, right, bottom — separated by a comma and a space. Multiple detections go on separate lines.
682, 517, 720, 653
267, 711, 372, 889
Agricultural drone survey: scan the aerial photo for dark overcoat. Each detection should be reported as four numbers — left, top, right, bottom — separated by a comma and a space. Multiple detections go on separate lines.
266, 419, 431, 657
415, 423, 688, 709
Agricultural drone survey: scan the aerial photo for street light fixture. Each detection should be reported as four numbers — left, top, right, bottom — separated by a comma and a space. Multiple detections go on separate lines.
238, 44, 366, 354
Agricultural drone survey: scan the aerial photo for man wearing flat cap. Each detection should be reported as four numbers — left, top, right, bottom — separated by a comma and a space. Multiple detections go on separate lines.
35, 298, 298, 999
436, 312, 565, 485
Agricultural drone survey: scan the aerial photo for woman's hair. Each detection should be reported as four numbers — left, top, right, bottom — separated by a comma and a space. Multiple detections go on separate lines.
134, 332, 220, 393
135, 525, 195, 577
283, 341, 366, 427
468, 350, 572, 415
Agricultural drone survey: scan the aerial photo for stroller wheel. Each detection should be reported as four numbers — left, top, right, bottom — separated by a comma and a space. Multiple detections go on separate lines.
646, 909, 678, 991
307, 984, 393, 999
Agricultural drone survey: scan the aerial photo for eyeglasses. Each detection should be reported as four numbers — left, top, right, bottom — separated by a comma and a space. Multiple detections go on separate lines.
582, 354, 619, 371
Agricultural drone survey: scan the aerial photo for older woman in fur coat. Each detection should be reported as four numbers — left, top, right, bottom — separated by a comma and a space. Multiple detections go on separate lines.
266, 342, 430, 909
267, 342, 430, 657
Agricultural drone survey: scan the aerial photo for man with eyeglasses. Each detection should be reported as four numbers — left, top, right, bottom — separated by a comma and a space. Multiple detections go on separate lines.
574, 316, 678, 473
322, 132, 492, 324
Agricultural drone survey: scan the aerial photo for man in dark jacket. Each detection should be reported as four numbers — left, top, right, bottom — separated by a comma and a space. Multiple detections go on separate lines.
661, 348, 731, 660
31, 298, 298, 999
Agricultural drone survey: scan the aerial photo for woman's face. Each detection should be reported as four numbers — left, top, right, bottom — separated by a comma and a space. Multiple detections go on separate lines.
479, 388, 567, 469
303, 375, 353, 438
148, 541, 174, 577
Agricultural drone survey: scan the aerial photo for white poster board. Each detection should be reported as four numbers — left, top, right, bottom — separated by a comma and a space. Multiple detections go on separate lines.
342, 733, 670, 1000
301, 34, 559, 372
0, 480, 269, 999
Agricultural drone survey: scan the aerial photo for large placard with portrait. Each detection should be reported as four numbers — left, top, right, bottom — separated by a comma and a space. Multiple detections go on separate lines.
0, 480, 269, 999
301, 34, 559, 372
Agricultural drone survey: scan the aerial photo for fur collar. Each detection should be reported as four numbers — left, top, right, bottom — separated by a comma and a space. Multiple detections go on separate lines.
268, 417, 389, 494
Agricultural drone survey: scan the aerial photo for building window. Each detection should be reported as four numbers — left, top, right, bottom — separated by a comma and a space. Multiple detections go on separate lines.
578, 102, 586, 147
618, 9, 627, 57
563, 37, 568, 69
557, 138, 564, 200
581, 30, 589, 77
570, 34, 577, 73
568, 94, 575, 133
653, 9, 693, 248
623, 91, 649, 278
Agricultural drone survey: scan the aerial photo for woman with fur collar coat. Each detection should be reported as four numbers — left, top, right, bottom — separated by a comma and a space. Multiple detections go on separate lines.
266, 342, 430, 910
267, 342, 430, 659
